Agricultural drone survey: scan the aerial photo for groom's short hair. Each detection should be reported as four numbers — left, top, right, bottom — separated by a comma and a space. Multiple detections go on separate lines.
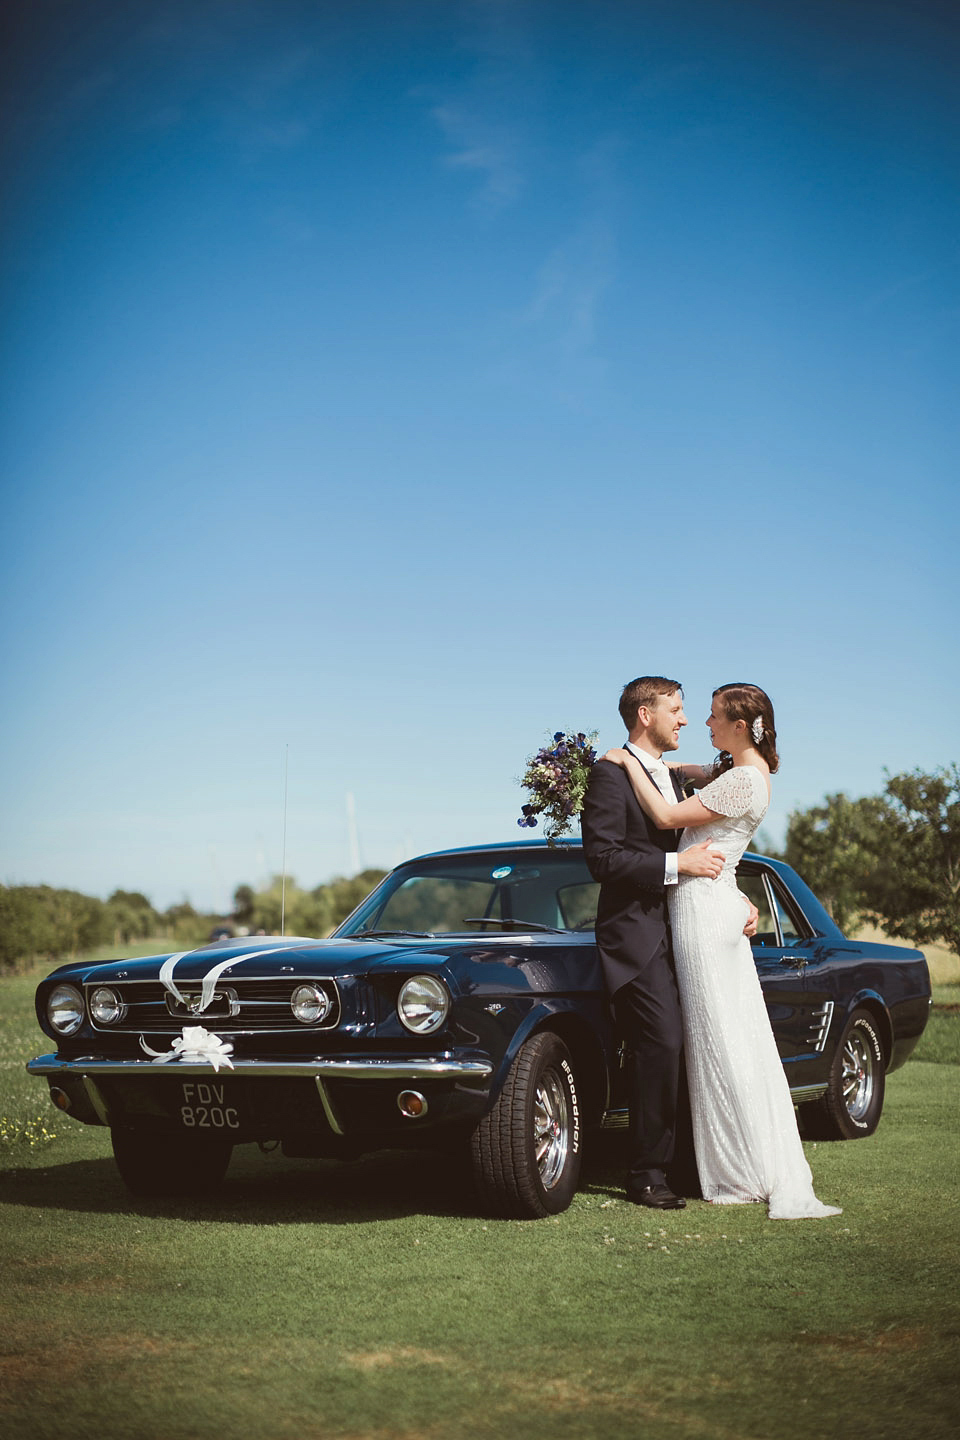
619, 676, 682, 729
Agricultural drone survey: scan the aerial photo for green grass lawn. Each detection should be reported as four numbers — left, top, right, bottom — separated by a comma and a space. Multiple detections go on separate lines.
2, 961, 958, 1440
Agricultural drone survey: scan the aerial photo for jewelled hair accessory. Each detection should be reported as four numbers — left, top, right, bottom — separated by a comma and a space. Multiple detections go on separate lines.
751, 716, 764, 744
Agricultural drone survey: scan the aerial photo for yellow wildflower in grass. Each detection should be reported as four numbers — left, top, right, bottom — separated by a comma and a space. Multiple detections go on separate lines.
0, 1113, 60, 1147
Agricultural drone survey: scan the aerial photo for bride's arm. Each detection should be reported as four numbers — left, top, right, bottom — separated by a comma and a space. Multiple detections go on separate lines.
666, 761, 711, 788
600, 751, 721, 830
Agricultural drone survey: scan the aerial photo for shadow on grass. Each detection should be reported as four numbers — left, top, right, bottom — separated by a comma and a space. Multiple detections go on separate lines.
0, 1130, 635, 1225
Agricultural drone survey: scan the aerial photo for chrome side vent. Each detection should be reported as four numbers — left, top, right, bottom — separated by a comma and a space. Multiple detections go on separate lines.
810, 1000, 834, 1053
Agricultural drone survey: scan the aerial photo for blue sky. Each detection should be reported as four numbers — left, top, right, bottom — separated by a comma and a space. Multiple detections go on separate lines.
2, 0, 957, 913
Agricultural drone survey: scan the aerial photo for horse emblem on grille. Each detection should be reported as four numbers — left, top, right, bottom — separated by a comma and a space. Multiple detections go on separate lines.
165, 987, 239, 1019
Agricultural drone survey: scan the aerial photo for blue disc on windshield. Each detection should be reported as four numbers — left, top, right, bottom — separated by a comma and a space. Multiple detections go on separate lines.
491, 866, 513, 879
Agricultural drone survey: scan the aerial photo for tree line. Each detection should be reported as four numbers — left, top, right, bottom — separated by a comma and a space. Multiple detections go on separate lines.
780, 765, 958, 956
229, 870, 387, 939
0, 869, 387, 973
2, 763, 955, 970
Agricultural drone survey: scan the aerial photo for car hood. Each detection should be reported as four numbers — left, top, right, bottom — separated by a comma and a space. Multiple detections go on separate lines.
44, 933, 566, 985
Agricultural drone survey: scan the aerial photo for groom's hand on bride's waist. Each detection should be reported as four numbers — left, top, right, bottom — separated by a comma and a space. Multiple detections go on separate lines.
741, 900, 759, 937
677, 840, 724, 880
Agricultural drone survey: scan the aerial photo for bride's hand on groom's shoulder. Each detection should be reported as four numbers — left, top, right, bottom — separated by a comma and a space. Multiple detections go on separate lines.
600, 749, 626, 766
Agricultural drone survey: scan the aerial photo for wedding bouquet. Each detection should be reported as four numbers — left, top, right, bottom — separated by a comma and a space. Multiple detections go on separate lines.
517, 730, 598, 843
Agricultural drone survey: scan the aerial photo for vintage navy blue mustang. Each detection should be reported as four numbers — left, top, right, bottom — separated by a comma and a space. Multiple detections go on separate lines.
28, 841, 931, 1218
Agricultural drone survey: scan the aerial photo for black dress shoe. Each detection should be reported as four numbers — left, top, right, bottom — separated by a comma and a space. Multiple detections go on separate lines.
629, 1183, 686, 1210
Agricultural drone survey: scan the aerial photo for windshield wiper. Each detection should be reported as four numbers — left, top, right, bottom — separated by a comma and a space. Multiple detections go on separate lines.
461, 917, 568, 935
350, 929, 435, 940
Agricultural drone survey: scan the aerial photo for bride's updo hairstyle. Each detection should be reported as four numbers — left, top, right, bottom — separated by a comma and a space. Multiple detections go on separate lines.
710, 683, 780, 776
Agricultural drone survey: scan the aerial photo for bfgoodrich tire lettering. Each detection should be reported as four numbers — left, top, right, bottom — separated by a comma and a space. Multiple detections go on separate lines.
111, 1124, 233, 1197
469, 1032, 582, 1218
801, 1007, 885, 1141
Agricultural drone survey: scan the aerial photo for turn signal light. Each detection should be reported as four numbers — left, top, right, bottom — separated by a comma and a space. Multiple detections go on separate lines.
397, 1090, 428, 1118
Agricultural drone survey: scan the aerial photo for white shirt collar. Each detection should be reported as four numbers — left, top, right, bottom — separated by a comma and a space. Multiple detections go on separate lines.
625, 740, 666, 771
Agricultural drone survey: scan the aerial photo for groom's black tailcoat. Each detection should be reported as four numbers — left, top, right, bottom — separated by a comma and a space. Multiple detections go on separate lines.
580, 756, 687, 1192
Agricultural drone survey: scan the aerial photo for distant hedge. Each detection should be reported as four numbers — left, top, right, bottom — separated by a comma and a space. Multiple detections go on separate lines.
0, 885, 211, 972
0, 868, 391, 972
231, 870, 389, 939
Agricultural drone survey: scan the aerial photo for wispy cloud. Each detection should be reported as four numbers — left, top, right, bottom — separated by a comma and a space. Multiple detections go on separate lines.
524, 216, 617, 363
503, 137, 621, 400
424, 7, 622, 394
421, 0, 542, 213
430, 101, 525, 212
859, 260, 960, 314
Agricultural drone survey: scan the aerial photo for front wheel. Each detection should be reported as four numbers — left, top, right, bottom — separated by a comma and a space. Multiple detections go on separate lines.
801, 1008, 886, 1140
469, 1033, 582, 1218
111, 1125, 233, 1197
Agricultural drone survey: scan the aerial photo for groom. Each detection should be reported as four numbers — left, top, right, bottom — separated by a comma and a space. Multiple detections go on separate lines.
581, 676, 731, 1210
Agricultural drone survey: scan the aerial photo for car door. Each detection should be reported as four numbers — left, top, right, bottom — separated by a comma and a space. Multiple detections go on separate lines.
739, 865, 833, 1090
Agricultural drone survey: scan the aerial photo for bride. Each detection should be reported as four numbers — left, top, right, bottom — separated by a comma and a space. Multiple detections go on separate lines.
603, 682, 841, 1220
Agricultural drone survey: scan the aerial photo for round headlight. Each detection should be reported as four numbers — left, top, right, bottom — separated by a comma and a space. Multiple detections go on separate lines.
90, 987, 122, 1025
397, 974, 450, 1035
291, 983, 332, 1025
47, 984, 84, 1036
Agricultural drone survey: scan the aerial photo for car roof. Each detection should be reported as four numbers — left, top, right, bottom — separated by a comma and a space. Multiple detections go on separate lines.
405, 839, 582, 863
399, 838, 770, 865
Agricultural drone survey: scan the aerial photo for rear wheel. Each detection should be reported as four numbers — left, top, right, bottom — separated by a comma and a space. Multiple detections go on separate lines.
470, 1033, 582, 1218
801, 1008, 885, 1140
111, 1125, 233, 1197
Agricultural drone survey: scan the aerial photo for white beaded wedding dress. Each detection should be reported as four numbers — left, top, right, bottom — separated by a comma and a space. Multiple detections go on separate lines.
669, 765, 841, 1220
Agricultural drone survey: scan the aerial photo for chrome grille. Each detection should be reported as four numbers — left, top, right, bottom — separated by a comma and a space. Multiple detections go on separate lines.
165, 986, 240, 1020
84, 976, 342, 1033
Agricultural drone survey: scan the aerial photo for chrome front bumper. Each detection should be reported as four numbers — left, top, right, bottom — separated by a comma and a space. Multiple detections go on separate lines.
29, 1052, 495, 1138
27, 1053, 493, 1081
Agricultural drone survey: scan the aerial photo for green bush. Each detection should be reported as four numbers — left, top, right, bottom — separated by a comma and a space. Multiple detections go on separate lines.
0, 884, 110, 971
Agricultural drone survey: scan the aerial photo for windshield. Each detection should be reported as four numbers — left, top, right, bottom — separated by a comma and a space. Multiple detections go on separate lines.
334, 849, 599, 937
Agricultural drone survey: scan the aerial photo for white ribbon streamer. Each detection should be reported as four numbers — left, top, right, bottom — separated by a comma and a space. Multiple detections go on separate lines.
158, 951, 192, 1008
159, 946, 295, 1014
146, 944, 306, 1071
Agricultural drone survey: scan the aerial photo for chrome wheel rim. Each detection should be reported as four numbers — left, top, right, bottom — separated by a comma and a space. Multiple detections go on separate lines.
841, 1028, 875, 1121
534, 1069, 569, 1190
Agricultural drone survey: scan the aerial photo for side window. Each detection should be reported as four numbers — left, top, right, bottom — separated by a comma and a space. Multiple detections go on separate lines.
741, 867, 812, 947
556, 882, 600, 931
739, 874, 778, 948
769, 880, 809, 945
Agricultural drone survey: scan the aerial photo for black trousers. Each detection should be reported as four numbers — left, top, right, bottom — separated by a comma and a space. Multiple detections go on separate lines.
612, 936, 685, 1195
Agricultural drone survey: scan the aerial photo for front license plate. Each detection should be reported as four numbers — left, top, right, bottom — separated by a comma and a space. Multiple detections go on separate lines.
178, 1079, 242, 1132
